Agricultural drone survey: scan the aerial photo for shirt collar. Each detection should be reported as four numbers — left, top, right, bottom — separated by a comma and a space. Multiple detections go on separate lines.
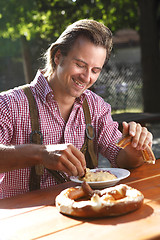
30, 70, 90, 104
30, 70, 53, 103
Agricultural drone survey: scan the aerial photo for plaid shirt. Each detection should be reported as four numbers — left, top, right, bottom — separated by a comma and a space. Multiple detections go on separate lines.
0, 70, 121, 198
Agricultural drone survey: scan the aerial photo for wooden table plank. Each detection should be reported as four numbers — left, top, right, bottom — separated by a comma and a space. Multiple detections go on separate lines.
0, 174, 160, 240
0, 206, 43, 220
0, 206, 83, 240
126, 176, 160, 206
0, 181, 77, 210
0, 159, 160, 240
120, 160, 160, 184
41, 199, 160, 240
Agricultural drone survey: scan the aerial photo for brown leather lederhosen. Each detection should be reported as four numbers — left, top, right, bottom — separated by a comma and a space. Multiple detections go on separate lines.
22, 85, 98, 191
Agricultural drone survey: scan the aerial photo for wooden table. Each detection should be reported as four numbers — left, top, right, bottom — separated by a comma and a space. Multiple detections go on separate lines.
1, 160, 160, 240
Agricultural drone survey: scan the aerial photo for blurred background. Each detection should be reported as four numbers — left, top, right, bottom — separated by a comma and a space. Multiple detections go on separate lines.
0, 0, 160, 164
0, 0, 160, 113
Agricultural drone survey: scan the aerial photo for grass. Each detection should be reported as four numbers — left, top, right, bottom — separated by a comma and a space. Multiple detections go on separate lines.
112, 108, 143, 114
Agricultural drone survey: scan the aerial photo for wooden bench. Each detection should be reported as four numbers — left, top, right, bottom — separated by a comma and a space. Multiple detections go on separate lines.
112, 112, 160, 131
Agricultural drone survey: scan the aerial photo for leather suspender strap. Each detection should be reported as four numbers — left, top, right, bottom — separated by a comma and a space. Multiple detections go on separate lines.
81, 98, 98, 168
22, 84, 97, 190
22, 85, 69, 190
22, 85, 44, 191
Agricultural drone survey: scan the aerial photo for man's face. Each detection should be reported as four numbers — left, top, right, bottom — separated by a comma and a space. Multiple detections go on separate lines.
53, 36, 106, 99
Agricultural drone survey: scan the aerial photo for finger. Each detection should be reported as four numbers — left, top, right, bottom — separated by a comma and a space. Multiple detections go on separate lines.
68, 144, 86, 169
65, 148, 86, 177
128, 121, 138, 137
135, 126, 148, 150
56, 161, 73, 176
57, 147, 85, 177
43, 151, 73, 176
45, 144, 86, 177
122, 121, 129, 136
131, 123, 142, 148
122, 121, 137, 137
141, 131, 153, 150
57, 153, 79, 176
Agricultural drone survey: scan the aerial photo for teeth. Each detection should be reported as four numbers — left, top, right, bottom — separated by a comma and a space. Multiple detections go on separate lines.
73, 78, 83, 87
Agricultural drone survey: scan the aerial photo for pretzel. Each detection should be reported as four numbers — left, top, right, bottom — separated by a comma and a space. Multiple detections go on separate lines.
117, 135, 156, 164
56, 182, 144, 218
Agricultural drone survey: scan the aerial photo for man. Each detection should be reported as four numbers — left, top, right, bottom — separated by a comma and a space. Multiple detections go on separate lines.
0, 19, 153, 198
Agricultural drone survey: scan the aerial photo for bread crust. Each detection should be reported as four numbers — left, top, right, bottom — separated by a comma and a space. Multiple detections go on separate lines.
117, 135, 156, 164
56, 184, 144, 218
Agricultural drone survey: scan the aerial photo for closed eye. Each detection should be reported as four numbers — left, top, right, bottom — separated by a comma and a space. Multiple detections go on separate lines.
92, 68, 101, 74
76, 63, 85, 68
74, 58, 102, 74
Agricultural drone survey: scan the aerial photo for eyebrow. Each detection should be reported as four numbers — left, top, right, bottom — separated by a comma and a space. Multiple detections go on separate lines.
73, 58, 102, 71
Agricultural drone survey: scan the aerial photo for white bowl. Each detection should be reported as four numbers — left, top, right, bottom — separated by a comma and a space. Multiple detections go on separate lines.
70, 168, 130, 189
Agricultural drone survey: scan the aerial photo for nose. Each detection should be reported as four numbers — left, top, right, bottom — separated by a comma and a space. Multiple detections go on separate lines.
80, 69, 91, 83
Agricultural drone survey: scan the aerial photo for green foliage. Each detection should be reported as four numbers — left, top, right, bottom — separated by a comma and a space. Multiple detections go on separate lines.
100, 0, 139, 32
0, 0, 139, 41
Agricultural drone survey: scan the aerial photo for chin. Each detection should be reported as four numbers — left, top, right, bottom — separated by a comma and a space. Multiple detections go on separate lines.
71, 90, 84, 98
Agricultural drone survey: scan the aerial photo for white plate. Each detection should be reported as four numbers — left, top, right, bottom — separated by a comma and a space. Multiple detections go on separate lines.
70, 168, 130, 189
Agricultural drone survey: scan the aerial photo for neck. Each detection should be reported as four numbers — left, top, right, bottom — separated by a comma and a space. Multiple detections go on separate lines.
48, 75, 76, 107
48, 75, 77, 121
57, 98, 75, 122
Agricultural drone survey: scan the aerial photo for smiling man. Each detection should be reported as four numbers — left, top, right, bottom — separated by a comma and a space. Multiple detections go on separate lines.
0, 19, 153, 198
47, 36, 106, 121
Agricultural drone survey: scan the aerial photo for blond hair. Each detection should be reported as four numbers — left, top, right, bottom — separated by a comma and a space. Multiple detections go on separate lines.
43, 19, 112, 77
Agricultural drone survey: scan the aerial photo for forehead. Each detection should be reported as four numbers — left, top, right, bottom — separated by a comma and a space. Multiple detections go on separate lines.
68, 36, 107, 66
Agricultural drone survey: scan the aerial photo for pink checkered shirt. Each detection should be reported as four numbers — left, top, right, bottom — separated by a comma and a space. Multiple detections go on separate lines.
0, 70, 122, 198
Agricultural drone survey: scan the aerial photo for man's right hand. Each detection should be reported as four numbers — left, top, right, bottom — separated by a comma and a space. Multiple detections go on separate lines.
42, 143, 86, 177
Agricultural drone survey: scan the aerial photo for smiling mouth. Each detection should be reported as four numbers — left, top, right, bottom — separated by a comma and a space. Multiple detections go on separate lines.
72, 78, 84, 87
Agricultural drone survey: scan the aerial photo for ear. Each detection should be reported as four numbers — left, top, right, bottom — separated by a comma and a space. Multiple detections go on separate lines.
54, 49, 62, 65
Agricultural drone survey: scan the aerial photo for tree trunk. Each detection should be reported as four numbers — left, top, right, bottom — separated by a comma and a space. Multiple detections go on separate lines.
20, 35, 34, 84
138, 0, 160, 112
